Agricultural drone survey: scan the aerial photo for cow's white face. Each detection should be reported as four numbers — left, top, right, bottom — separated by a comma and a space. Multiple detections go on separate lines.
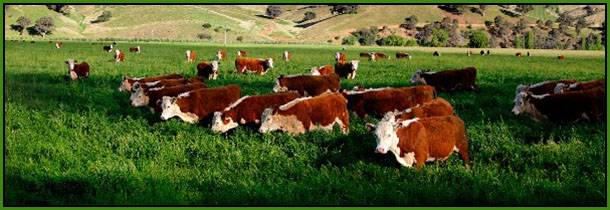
272, 78, 288, 92
66, 59, 76, 71
160, 96, 179, 120
130, 88, 150, 107
311, 67, 320, 75
186, 50, 191, 59
335, 52, 340, 61
374, 115, 400, 155
118, 77, 132, 92
351, 60, 359, 71
211, 112, 238, 133
410, 70, 426, 84
511, 91, 530, 115
267, 58, 274, 68
216, 51, 223, 60
515, 84, 528, 94
259, 108, 278, 133
369, 52, 376, 61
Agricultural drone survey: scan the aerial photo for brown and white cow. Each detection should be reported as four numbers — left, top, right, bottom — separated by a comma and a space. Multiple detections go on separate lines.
393, 97, 454, 121
235, 57, 273, 75
160, 85, 241, 123
216, 50, 227, 60
55, 42, 63, 49
196, 60, 220, 80
554, 79, 605, 93
131, 77, 204, 93
516, 52, 523, 57
512, 87, 605, 122
335, 52, 346, 62
115, 50, 125, 62
480, 50, 485, 56
130, 82, 207, 112
186, 50, 196, 63
273, 74, 340, 96
515, 79, 578, 95
370, 114, 470, 169
118, 74, 183, 92
259, 92, 349, 135
129, 46, 141, 53
311, 65, 335, 76
283, 51, 292, 62
103, 44, 113, 52
341, 85, 436, 118
335, 60, 359, 79
396, 52, 412, 59
211, 91, 301, 133
237, 50, 247, 57
410, 67, 477, 92
65, 59, 89, 80
558, 55, 565, 60
369, 52, 389, 61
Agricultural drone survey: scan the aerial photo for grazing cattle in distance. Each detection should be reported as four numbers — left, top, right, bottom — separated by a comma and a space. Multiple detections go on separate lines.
131, 77, 204, 93
55, 42, 63, 49
216, 50, 227, 60
311, 65, 334, 76
369, 52, 389, 61
273, 74, 340, 96
527, 51, 530, 57
118, 74, 183, 92
65, 59, 90, 80
160, 85, 241, 123
129, 46, 141, 53
410, 67, 477, 92
432, 51, 440, 56
186, 50, 196, 63
558, 55, 565, 60
341, 85, 436, 118
393, 97, 454, 121
259, 92, 350, 135
235, 57, 273, 75
554, 79, 605, 94
334, 60, 359, 79
283, 51, 292, 62
515, 52, 523, 57
486, 50, 490, 55
396, 52, 412, 59
515, 79, 578, 95
237, 50, 247, 57
369, 114, 470, 169
130, 81, 206, 111
512, 87, 605, 122
103, 44, 113, 52
335, 52, 346, 62
211, 91, 301, 133
196, 60, 220, 80
115, 50, 125, 62
480, 50, 485, 56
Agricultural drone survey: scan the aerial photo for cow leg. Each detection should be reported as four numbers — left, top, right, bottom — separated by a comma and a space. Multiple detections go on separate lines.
455, 139, 470, 169
413, 150, 428, 170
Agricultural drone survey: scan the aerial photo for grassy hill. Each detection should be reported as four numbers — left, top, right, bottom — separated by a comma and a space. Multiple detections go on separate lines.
4, 5, 604, 43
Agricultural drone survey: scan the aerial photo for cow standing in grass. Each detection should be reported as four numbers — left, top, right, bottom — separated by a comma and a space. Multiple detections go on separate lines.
65, 59, 89, 80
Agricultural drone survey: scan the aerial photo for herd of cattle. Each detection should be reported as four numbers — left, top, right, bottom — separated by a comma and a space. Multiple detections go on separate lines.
54, 41, 604, 169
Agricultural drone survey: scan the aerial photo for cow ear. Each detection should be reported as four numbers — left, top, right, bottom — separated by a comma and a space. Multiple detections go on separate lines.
65, 61, 69, 64
279, 75, 284, 79
74, 60, 78, 63
365, 123, 375, 131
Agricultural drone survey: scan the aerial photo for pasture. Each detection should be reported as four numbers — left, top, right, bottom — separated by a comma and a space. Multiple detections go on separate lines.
4, 40, 606, 206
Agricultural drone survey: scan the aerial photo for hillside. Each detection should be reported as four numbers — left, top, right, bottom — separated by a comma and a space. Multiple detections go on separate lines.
4, 5, 604, 43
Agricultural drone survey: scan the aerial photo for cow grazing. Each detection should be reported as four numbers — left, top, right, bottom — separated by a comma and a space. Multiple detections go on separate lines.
370, 114, 470, 169
259, 92, 349, 135
512, 87, 605, 122
516, 52, 523, 57
65, 59, 90, 80
55, 42, 63, 49
369, 52, 389, 61
341, 85, 436, 118
160, 85, 241, 123
273, 74, 340, 96
334, 60, 359, 79
311, 65, 334, 76
130, 82, 207, 111
235, 57, 273, 75
131, 77, 204, 93
515, 79, 578, 95
393, 98, 454, 121
486, 50, 490, 55
527, 51, 530, 57
480, 50, 485, 56
283, 51, 292, 62
237, 50, 247, 57
335, 52, 346, 62
103, 44, 113, 52
186, 50, 196, 63
216, 50, 227, 60
396, 52, 412, 59
558, 55, 565, 60
129, 46, 141, 53
211, 91, 301, 133
433, 51, 440, 56
118, 74, 183, 92
196, 60, 220, 80
554, 79, 605, 94
115, 50, 125, 62
410, 67, 477, 92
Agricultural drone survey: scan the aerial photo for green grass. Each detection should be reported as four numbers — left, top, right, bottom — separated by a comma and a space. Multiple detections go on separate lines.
4, 41, 606, 206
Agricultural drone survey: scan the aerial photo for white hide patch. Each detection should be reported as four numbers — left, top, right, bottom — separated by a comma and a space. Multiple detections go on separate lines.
343, 87, 391, 95
145, 80, 161, 87
224, 96, 250, 111
259, 114, 305, 135
279, 96, 312, 111
160, 96, 199, 123
211, 112, 239, 133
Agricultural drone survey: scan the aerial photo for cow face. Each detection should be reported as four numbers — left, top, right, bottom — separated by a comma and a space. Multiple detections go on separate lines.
211, 111, 238, 133
410, 70, 426, 84
65, 59, 76, 71
512, 92, 549, 116
553, 83, 568, 94
210, 60, 220, 80
515, 84, 528, 94
266, 58, 274, 69
160, 96, 179, 120
373, 114, 401, 155
216, 51, 223, 60
311, 67, 321, 75
272, 77, 288, 92
335, 52, 341, 61
259, 108, 278, 133
118, 76, 134, 92
130, 88, 150, 107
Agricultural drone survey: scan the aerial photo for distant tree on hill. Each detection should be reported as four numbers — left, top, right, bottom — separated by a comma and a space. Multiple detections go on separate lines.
46, 5, 70, 15
399, 15, 418, 30
515, 5, 534, 14
15, 16, 31, 35
438, 5, 467, 15
236, 36, 243, 42
33, 16, 54, 37
574, 16, 589, 35
536, 20, 544, 28
202, 23, 212, 29
524, 30, 535, 49
513, 18, 527, 35
468, 30, 488, 48
351, 27, 378, 45
556, 12, 574, 32
302, 11, 316, 22
266, 6, 283, 19
330, 5, 359, 15
583, 5, 595, 16
91, 11, 112, 24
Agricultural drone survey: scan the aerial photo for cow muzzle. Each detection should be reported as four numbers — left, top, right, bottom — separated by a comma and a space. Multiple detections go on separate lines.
375, 147, 387, 154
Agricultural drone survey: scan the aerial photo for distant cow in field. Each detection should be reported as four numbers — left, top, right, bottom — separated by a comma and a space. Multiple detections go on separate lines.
515, 52, 523, 57
211, 91, 301, 133
55, 42, 63, 49
131, 77, 204, 93
335, 60, 359, 79
237, 50, 247, 57
115, 50, 125, 62
235, 57, 273, 75
129, 46, 141, 53
341, 85, 436, 118
410, 67, 477, 92
65, 59, 90, 80
196, 60, 220, 80
118, 74, 183, 92
480, 50, 485, 56
103, 44, 113, 52
393, 97, 454, 121
186, 50, 196, 62
311, 65, 334, 76
335, 52, 346, 62
512, 87, 605, 122
369, 52, 389, 61
283, 51, 292, 62
527, 51, 530, 57
160, 85, 241, 123
216, 50, 227, 60
259, 92, 350, 135
558, 55, 565, 60
515, 80, 578, 96
433, 51, 440, 56
486, 50, 490, 55
554, 79, 605, 94
396, 52, 412, 59
273, 74, 340, 96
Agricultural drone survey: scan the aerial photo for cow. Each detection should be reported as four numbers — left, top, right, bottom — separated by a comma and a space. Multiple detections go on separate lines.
396, 52, 412, 59
129, 46, 141, 53
360, 52, 372, 59
486, 50, 490, 55
211, 91, 301, 133
283, 51, 292, 62
558, 55, 565, 60
65, 59, 90, 80
115, 50, 125, 62
515, 79, 578, 95
237, 50, 247, 57
515, 52, 523, 57
370, 52, 389, 61
335, 52, 346, 62
196, 60, 220, 80
131, 77, 204, 93
259, 92, 349, 135
235, 57, 273, 75
130, 81, 207, 112
103, 44, 113, 52
554, 79, 605, 94
433, 51, 440, 56
273, 74, 340, 96
410, 67, 477, 92
480, 50, 485, 56
160, 85, 241, 123
512, 87, 605, 122
369, 114, 470, 169
55, 42, 63, 49
186, 50, 196, 63
393, 98, 454, 121
341, 85, 436, 118
118, 74, 183, 92
527, 51, 530, 57
311, 65, 334, 76
334, 60, 359, 79
216, 50, 227, 60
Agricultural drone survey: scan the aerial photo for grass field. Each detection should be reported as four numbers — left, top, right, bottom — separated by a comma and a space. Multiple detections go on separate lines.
4, 40, 606, 206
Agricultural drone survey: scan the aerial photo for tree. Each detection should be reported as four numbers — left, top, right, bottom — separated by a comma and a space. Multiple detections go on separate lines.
536, 20, 544, 28
197, 33, 212, 40
575, 16, 589, 35
202, 23, 212, 29
524, 30, 535, 49
430, 28, 449, 47
378, 34, 408, 46
302, 11, 316, 22
236, 36, 243, 42
556, 12, 573, 32
586, 33, 603, 50
399, 15, 418, 30
513, 18, 527, 35
468, 30, 489, 48
266, 5, 282, 19
341, 35, 357, 45
15, 16, 31, 35
583, 5, 595, 16
602, 21, 606, 45
515, 5, 534, 14
514, 35, 524, 48
330, 5, 359, 15
46, 5, 70, 15
484, 20, 493, 28
494, 15, 504, 26
91, 11, 112, 23
33, 16, 54, 37
351, 27, 378, 45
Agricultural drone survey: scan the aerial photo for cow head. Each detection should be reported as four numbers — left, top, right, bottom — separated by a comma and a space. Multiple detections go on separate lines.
311, 67, 321, 75
335, 52, 341, 61
410, 70, 426, 84
118, 76, 136, 92
186, 50, 191, 59
137, 46, 141, 52
515, 84, 529, 94
273, 76, 288, 92
265, 58, 274, 69
211, 111, 239, 133
65, 59, 76, 71
371, 113, 401, 155
553, 83, 568, 94
512, 91, 548, 115
369, 52, 376, 61
258, 108, 278, 133
160, 96, 179, 121
130, 87, 151, 107
350, 60, 359, 71
216, 51, 223, 60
